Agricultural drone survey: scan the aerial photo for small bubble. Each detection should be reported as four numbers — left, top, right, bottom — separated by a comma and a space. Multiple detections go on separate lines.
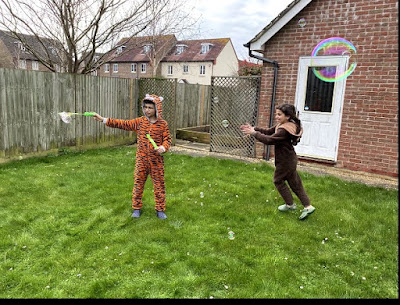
228, 231, 235, 240
298, 18, 306, 27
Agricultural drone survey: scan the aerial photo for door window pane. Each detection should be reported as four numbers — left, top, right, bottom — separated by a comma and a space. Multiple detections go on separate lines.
304, 67, 334, 112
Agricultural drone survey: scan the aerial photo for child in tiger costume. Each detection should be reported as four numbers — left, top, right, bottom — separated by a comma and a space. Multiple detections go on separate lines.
93, 94, 172, 219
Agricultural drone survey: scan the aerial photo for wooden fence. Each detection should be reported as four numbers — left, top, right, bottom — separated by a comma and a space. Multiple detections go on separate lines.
0, 68, 137, 158
0, 68, 211, 159
176, 83, 211, 128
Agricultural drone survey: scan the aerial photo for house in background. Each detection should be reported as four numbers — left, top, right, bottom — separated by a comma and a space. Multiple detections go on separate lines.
161, 38, 239, 85
98, 35, 177, 78
0, 30, 62, 72
245, 0, 398, 177
99, 35, 239, 85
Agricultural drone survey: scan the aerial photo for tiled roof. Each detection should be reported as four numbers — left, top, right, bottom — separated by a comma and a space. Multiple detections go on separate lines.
162, 38, 230, 62
105, 35, 177, 63
0, 30, 61, 62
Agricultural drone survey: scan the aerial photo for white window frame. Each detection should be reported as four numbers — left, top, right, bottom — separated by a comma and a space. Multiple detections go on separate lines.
105, 64, 110, 72
113, 64, 118, 73
200, 65, 206, 75
183, 65, 189, 73
143, 45, 151, 54
116, 46, 125, 54
200, 43, 213, 54
131, 63, 137, 73
32, 61, 39, 71
18, 59, 27, 69
141, 63, 146, 73
168, 65, 173, 75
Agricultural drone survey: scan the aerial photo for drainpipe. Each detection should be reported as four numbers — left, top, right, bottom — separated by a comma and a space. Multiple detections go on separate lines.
244, 44, 279, 161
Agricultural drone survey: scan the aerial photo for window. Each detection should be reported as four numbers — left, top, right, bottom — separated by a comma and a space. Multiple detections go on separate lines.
131, 63, 137, 73
183, 65, 189, 73
105, 64, 110, 72
32, 61, 39, 71
18, 60, 27, 69
91, 70, 98, 76
14, 41, 25, 51
175, 44, 187, 55
113, 64, 118, 73
200, 65, 206, 75
143, 45, 151, 54
141, 63, 146, 73
168, 65, 173, 75
200, 43, 213, 54
116, 46, 125, 54
304, 67, 334, 112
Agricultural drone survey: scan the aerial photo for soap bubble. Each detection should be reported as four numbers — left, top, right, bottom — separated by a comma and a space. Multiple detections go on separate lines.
228, 231, 235, 240
311, 37, 357, 82
58, 112, 72, 123
222, 120, 229, 128
298, 18, 306, 27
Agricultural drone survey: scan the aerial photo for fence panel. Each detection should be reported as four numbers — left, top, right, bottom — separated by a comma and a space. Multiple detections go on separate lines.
175, 83, 211, 129
210, 76, 261, 157
0, 68, 138, 158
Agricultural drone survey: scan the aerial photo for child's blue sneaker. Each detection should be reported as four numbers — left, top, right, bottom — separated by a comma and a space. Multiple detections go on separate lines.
132, 209, 141, 218
156, 211, 167, 219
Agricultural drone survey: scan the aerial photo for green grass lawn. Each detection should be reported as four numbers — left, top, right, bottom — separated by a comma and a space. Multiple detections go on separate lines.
0, 145, 397, 298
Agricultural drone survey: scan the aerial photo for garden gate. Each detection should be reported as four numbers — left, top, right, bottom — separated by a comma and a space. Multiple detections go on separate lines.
138, 78, 177, 144
210, 76, 261, 157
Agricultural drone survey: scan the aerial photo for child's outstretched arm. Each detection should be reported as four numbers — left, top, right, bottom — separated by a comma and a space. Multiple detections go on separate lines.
93, 113, 140, 132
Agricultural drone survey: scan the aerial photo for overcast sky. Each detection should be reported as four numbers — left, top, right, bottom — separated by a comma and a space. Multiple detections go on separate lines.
188, 0, 294, 60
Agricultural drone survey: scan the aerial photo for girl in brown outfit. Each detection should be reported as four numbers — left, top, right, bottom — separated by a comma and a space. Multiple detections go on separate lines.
240, 103, 316, 220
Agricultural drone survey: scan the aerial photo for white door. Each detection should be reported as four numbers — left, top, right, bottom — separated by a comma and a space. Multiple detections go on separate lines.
294, 56, 348, 161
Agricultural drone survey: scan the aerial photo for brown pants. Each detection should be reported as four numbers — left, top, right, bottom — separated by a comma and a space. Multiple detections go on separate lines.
273, 165, 310, 207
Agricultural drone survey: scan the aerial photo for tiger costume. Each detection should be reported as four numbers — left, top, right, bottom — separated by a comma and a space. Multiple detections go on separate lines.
105, 94, 172, 213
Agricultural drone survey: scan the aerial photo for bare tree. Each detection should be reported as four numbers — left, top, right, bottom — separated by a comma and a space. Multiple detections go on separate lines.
0, 0, 186, 74
139, 0, 201, 77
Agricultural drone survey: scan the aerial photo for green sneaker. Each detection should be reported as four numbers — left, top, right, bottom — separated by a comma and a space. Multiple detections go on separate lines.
278, 203, 297, 211
299, 206, 316, 220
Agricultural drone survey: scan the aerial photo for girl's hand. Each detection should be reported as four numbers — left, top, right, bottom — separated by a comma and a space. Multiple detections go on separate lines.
93, 113, 104, 122
240, 123, 255, 135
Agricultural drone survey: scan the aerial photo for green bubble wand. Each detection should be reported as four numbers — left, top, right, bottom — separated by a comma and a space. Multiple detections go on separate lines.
58, 111, 96, 124
146, 134, 158, 150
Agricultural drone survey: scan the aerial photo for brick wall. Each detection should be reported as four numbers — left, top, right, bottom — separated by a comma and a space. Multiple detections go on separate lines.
257, 0, 398, 177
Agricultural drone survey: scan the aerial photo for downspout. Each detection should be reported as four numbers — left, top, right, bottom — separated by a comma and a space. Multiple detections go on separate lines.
244, 44, 279, 161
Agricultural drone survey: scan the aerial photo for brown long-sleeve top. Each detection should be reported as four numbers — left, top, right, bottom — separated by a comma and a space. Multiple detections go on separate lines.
253, 122, 302, 167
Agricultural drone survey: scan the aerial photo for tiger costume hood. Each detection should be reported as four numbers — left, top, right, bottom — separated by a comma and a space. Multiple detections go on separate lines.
142, 94, 164, 121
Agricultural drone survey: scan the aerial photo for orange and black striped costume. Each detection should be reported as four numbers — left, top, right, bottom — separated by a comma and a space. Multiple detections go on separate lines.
105, 94, 172, 212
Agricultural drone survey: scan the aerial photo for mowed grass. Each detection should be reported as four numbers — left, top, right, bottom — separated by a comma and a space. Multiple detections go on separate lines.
0, 145, 397, 298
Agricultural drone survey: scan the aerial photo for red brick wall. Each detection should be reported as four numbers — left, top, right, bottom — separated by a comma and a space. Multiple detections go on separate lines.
257, 0, 398, 177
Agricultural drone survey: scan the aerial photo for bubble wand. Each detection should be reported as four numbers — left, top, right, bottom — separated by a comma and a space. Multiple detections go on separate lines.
58, 111, 96, 124
146, 134, 158, 150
